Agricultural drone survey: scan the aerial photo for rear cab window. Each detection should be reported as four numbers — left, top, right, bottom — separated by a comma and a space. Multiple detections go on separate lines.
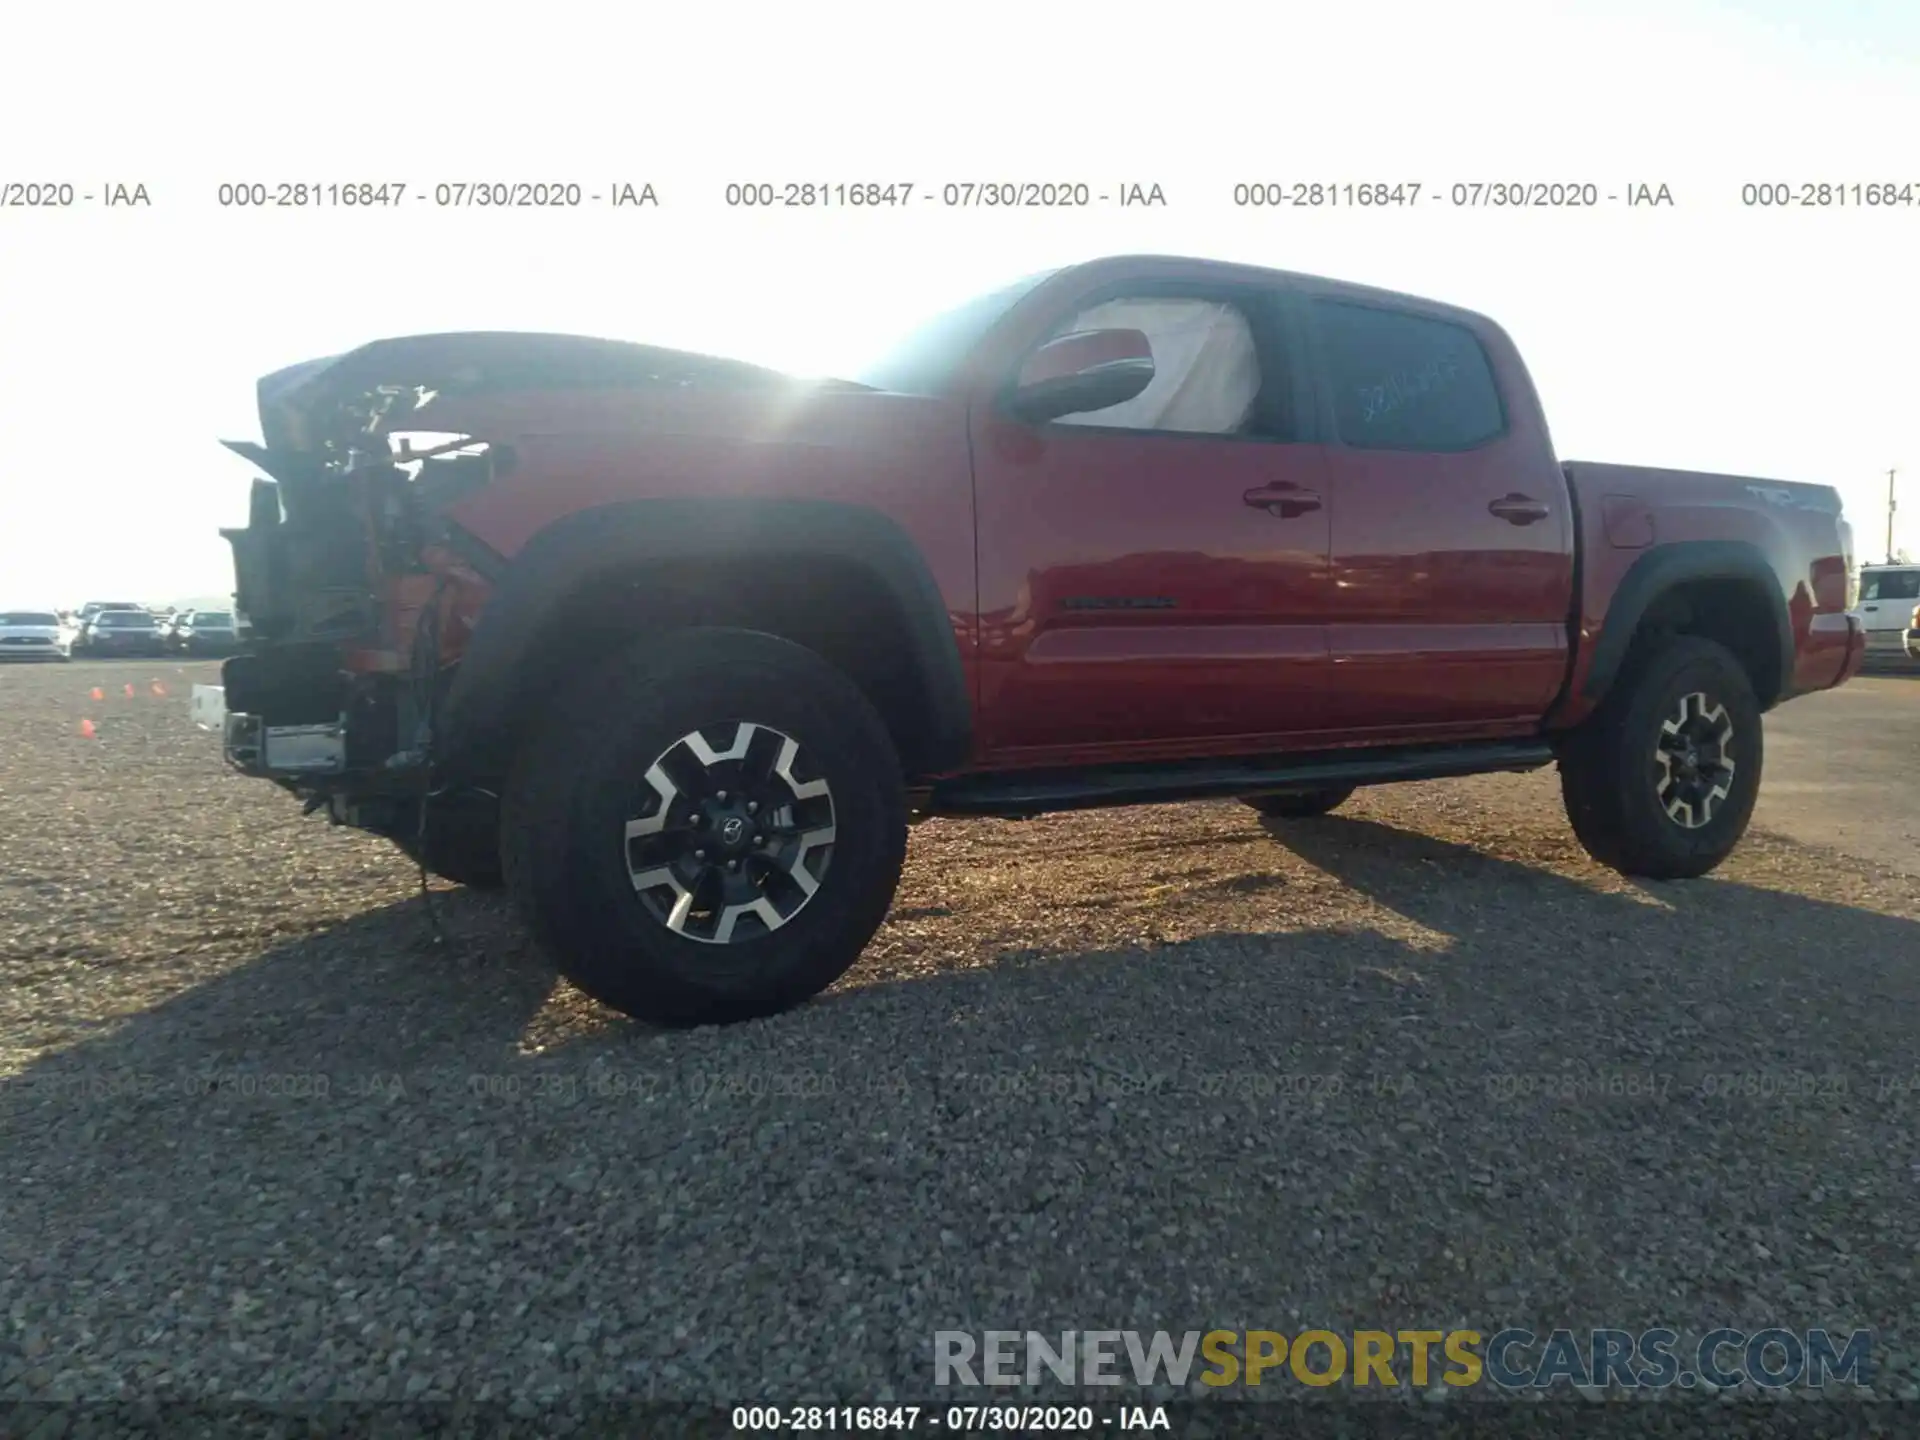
1310, 299, 1506, 451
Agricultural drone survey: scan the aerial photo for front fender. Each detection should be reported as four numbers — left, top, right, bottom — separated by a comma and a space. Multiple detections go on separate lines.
436, 497, 973, 780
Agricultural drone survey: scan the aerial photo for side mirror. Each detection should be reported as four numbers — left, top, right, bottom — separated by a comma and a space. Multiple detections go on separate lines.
1007, 328, 1154, 423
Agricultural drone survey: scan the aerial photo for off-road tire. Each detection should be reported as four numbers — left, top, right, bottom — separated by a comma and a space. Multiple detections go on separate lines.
1243, 786, 1355, 819
390, 818, 505, 890
502, 627, 908, 1027
1559, 635, 1762, 879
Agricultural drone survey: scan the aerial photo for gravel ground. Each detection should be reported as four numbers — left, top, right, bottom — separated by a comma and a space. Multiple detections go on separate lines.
3, 658, 1919, 1432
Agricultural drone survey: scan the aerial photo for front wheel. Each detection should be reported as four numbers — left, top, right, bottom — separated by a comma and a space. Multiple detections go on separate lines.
502, 628, 908, 1027
1559, 635, 1762, 879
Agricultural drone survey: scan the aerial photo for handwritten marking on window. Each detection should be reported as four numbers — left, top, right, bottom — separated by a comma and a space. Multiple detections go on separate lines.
1355, 351, 1463, 425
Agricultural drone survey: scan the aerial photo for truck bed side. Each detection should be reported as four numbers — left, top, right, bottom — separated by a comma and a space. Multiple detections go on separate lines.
1548, 461, 1860, 729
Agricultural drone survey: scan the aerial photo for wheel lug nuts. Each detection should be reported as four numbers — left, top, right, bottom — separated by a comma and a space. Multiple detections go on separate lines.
754, 834, 765, 846
716, 790, 729, 802
694, 849, 706, 860
746, 801, 758, 815
727, 859, 739, 871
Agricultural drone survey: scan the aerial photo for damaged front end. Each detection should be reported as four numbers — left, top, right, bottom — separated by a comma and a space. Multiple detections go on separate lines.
198, 328, 816, 836
197, 348, 516, 836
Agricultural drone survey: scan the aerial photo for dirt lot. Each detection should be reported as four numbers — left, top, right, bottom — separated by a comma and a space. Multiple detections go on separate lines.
3, 657, 1919, 1420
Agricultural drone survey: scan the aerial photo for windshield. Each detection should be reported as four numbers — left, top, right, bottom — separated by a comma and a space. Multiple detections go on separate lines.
849, 270, 1061, 395
100, 612, 153, 627
0, 612, 59, 626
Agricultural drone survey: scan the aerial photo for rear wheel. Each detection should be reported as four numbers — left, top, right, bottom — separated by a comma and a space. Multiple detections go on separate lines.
1243, 786, 1355, 820
1559, 635, 1761, 879
503, 628, 908, 1027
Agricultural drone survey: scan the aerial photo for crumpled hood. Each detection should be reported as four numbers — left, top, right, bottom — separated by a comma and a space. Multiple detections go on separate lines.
254, 331, 860, 453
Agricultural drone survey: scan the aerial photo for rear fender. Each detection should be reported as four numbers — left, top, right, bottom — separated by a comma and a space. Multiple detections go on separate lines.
1580, 540, 1794, 707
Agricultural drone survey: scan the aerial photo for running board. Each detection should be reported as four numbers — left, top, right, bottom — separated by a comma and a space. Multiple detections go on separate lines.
926, 738, 1555, 818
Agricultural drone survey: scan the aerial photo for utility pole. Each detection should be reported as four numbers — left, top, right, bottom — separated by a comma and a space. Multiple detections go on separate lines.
1889, 468, 1899, 564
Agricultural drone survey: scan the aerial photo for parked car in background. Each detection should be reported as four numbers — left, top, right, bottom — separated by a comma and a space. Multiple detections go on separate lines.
71, 602, 147, 653
75, 601, 144, 630
0, 610, 69, 661
80, 609, 166, 657
1858, 563, 1920, 661
173, 609, 241, 655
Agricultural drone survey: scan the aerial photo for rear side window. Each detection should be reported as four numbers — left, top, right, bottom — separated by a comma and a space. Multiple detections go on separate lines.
1313, 300, 1505, 451
1862, 569, 1920, 602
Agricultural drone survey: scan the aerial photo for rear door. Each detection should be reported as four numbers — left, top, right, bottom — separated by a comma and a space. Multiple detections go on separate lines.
1305, 295, 1575, 735
970, 277, 1334, 759
1859, 566, 1920, 651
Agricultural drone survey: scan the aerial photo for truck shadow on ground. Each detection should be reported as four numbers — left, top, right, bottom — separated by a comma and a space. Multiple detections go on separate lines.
6, 820, 1920, 1387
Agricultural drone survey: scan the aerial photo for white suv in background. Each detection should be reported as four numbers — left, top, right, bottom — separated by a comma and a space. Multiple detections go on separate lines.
1859, 563, 1920, 661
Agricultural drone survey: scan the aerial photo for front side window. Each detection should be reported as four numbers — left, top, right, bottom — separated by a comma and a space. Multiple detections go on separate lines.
1048, 296, 1263, 436
1313, 300, 1505, 451
1862, 569, 1920, 602
0, 612, 59, 626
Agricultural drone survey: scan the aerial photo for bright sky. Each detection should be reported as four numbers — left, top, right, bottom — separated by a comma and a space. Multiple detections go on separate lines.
3, 0, 1917, 605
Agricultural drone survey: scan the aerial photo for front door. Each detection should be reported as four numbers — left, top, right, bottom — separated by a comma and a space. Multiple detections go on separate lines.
970, 281, 1334, 761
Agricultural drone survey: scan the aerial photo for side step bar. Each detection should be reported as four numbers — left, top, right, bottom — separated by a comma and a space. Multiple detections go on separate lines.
927, 738, 1555, 818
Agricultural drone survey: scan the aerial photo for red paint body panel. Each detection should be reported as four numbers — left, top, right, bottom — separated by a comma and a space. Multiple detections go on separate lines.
278, 253, 1861, 776
1547, 462, 1856, 728
432, 386, 983, 715
969, 418, 1334, 756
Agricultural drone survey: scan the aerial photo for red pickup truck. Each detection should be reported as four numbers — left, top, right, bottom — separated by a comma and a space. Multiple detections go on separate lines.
203, 254, 1865, 1025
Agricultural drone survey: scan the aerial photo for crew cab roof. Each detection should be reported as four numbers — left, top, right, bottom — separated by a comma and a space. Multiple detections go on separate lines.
1052, 254, 1500, 329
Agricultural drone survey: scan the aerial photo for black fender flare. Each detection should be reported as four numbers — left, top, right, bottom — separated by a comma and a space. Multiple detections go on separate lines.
1582, 539, 1794, 706
436, 497, 973, 778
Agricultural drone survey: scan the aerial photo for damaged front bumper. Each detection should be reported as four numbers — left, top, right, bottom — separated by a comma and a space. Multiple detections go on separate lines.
191, 661, 498, 845
191, 683, 349, 776
191, 660, 452, 839
191, 636, 421, 784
